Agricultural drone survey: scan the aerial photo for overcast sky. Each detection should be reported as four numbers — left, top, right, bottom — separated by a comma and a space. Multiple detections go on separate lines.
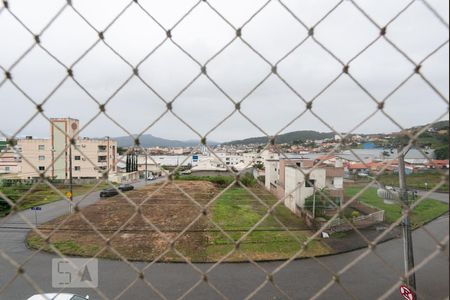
0, 0, 448, 142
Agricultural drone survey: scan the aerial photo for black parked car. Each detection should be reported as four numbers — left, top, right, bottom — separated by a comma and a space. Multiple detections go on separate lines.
118, 184, 134, 192
100, 188, 119, 198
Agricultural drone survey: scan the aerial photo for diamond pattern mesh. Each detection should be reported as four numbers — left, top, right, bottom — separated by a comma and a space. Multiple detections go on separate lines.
0, 0, 448, 299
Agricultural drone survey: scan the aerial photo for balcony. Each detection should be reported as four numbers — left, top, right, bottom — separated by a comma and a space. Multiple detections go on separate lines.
97, 146, 108, 153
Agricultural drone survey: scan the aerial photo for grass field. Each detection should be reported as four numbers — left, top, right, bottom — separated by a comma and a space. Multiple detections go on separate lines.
356, 171, 449, 192
208, 188, 331, 261
345, 187, 449, 228
0, 183, 108, 216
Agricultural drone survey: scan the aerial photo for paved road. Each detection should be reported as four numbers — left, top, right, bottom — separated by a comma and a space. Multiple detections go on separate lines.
417, 190, 448, 203
369, 183, 449, 203
0, 180, 448, 300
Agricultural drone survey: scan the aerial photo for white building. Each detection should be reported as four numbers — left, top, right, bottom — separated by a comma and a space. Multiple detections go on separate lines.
265, 158, 345, 215
284, 167, 327, 213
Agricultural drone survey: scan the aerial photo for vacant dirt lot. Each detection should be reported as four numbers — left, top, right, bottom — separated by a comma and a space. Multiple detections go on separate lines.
28, 181, 330, 262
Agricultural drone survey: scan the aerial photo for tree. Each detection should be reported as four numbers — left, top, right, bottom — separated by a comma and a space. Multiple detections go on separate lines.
253, 162, 265, 170
117, 147, 127, 155
435, 145, 449, 160
304, 188, 336, 218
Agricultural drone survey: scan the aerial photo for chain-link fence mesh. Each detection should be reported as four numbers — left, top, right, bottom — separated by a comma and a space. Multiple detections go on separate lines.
0, 0, 449, 299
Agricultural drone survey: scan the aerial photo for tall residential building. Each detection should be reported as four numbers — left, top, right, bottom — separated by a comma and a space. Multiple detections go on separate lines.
1, 118, 117, 180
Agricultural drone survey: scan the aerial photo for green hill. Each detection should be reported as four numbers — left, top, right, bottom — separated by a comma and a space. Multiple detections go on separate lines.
225, 131, 335, 145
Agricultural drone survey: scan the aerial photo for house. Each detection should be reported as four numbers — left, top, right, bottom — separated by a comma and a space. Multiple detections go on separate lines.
426, 160, 449, 169
347, 163, 370, 175
265, 158, 344, 215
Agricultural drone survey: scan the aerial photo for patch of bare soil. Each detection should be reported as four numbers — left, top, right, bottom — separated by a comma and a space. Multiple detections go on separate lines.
28, 181, 217, 262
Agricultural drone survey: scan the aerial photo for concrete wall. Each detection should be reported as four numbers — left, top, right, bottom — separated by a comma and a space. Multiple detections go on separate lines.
284, 167, 326, 213
265, 160, 279, 190
52, 119, 71, 179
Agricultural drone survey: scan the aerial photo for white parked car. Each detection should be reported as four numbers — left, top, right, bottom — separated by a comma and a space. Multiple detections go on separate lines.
27, 294, 89, 300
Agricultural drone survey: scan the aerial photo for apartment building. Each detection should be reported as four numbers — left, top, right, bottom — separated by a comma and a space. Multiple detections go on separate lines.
265, 158, 344, 215
0, 149, 20, 176
2, 118, 117, 180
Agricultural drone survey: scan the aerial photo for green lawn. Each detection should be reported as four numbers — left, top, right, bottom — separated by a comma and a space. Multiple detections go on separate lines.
0, 183, 108, 216
345, 187, 449, 228
357, 171, 448, 192
208, 188, 331, 261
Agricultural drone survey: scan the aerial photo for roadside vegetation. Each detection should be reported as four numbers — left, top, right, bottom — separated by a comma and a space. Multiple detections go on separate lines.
175, 174, 258, 187
345, 187, 449, 228
0, 182, 108, 217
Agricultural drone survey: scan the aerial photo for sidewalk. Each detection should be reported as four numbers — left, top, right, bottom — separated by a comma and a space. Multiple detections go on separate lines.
323, 224, 401, 254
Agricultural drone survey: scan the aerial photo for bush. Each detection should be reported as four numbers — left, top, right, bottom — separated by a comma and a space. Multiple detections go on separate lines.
351, 211, 361, 219
175, 175, 234, 187
240, 173, 257, 187
304, 189, 336, 218
176, 174, 258, 188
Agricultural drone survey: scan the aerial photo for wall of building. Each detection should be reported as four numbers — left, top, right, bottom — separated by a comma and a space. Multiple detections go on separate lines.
284, 167, 326, 213
265, 160, 279, 190
11, 119, 118, 180
18, 139, 52, 179
0, 149, 20, 175
72, 139, 117, 179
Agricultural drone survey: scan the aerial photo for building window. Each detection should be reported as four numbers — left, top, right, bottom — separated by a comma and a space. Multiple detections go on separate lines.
5, 167, 10, 171
98, 145, 107, 152
38, 166, 45, 171
38, 145, 45, 151
98, 156, 107, 163
74, 166, 81, 171
75, 156, 81, 161
39, 155, 45, 161
305, 179, 316, 188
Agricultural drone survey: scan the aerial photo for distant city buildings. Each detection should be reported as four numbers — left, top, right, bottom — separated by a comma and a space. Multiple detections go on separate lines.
1, 121, 446, 183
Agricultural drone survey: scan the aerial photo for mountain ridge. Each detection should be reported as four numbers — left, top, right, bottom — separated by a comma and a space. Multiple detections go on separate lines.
113, 120, 449, 147
114, 134, 219, 148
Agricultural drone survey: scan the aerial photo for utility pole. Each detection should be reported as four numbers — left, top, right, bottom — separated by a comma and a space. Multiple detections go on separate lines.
398, 150, 416, 292
69, 140, 73, 214
312, 183, 316, 219
145, 149, 148, 183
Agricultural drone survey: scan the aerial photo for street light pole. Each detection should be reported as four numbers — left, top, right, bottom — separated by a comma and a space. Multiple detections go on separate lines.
398, 150, 416, 291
